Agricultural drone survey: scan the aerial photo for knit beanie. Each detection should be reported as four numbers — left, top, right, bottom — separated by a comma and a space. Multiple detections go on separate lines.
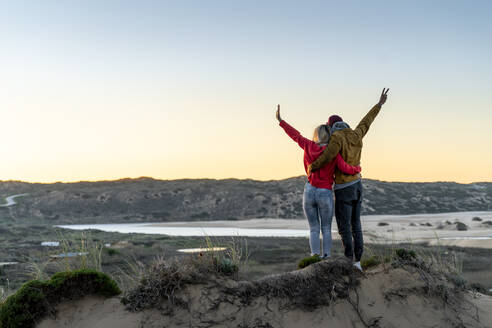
327, 115, 343, 127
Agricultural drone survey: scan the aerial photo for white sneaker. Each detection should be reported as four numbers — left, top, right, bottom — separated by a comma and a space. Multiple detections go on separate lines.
353, 261, 363, 271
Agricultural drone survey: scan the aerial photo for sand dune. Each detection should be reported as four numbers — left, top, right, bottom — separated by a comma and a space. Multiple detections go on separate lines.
38, 258, 492, 328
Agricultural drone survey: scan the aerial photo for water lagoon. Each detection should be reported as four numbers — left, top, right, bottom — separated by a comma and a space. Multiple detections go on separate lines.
57, 223, 492, 240
55, 212, 492, 248
0, 193, 29, 207
55, 223, 310, 237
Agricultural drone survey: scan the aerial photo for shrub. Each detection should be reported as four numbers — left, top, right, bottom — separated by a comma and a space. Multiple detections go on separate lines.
394, 248, 416, 261
215, 257, 238, 276
455, 222, 468, 231
297, 254, 322, 269
105, 248, 119, 256
122, 257, 199, 311
409, 223, 416, 227
122, 251, 244, 312
0, 269, 120, 328
468, 282, 492, 295
446, 274, 467, 288
472, 217, 482, 222
361, 256, 381, 270
377, 222, 389, 226
482, 220, 492, 226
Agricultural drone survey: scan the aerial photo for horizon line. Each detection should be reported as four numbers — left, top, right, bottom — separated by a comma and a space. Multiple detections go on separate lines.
0, 176, 490, 185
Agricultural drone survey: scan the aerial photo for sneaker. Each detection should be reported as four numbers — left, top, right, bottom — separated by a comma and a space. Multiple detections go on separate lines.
353, 261, 363, 271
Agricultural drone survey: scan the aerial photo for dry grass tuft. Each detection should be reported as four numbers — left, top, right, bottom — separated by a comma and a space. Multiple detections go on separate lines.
122, 256, 200, 311
122, 237, 249, 312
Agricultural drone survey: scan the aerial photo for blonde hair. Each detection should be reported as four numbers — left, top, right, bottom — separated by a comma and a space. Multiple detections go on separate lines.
313, 125, 330, 144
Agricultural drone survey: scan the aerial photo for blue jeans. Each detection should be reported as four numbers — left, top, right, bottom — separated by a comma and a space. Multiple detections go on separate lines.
302, 182, 334, 257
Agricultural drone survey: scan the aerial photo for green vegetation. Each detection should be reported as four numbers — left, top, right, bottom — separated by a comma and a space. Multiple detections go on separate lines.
361, 248, 416, 271
0, 269, 120, 328
201, 235, 249, 279
297, 254, 322, 269
361, 255, 381, 270
105, 248, 119, 256
469, 282, 492, 296
215, 257, 238, 276
394, 248, 416, 261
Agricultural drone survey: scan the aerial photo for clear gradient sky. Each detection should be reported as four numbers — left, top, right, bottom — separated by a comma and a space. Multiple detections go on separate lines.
1, 1, 491, 183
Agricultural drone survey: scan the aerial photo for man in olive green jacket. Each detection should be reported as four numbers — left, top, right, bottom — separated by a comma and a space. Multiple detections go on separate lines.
308, 88, 389, 270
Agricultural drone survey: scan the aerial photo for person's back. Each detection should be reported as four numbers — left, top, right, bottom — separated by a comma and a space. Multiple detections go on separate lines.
276, 105, 362, 259
330, 124, 363, 184
307, 88, 389, 270
278, 119, 360, 189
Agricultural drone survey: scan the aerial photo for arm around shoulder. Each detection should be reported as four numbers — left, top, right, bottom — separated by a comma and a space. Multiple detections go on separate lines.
335, 153, 361, 175
308, 134, 341, 172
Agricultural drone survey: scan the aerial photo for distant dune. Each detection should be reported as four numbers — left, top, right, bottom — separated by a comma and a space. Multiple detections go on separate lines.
0, 177, 491, 224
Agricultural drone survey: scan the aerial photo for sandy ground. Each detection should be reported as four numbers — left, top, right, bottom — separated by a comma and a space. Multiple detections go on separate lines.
38, 262, 492, 328
148, 211, 492, 248
37, 296, 143, 328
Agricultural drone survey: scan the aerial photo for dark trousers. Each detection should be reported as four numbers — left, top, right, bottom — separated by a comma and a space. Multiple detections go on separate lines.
334, 181, 363, 262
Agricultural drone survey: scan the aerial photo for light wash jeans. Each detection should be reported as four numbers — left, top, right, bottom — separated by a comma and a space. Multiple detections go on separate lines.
302, 182, 334, 257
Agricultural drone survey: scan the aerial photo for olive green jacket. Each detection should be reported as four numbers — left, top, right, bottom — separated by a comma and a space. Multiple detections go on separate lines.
308, 103, 382, 184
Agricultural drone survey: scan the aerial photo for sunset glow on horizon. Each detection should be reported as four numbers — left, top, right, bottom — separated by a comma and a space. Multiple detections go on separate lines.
0, 1, 491, 184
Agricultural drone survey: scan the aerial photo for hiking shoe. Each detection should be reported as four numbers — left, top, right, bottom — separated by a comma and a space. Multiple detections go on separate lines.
353, 261, 363, 271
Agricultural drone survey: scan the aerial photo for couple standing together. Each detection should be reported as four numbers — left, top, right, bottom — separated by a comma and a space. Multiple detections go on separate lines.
276, 88, 390, 271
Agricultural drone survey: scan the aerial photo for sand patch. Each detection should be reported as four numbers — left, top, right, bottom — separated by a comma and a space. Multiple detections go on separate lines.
37, 296, 142, 328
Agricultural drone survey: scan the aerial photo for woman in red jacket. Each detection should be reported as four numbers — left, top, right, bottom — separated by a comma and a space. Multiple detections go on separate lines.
276, 105, 361, 258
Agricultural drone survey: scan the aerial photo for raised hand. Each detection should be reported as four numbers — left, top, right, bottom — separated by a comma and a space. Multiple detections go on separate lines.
276, 104, 282, 122
378, 88, 390, 106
